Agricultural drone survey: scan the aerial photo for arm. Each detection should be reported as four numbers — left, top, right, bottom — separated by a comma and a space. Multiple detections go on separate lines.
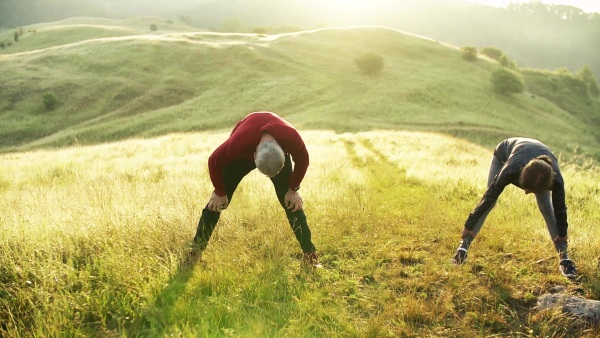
551, 175, 568, 238
289, 146, 309, 191
285, 130, 309, 191
208, 142, 230, 197
463, 174, 509, 230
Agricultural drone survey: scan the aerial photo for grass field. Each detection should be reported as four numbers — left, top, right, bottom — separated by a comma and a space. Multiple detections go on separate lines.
2, 130, 600, 337
2, 16, 600, 337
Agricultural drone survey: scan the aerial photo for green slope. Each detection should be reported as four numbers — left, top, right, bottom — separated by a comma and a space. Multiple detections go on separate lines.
1, 17, 599, 158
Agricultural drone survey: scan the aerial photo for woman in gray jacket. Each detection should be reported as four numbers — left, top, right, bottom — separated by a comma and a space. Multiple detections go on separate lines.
451, 137, 577, 279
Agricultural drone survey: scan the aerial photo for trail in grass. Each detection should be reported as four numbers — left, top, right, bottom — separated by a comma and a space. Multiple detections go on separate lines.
131, 134, 466, 336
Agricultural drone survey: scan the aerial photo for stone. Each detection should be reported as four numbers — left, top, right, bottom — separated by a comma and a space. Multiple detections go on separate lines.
536, 293, 600, 324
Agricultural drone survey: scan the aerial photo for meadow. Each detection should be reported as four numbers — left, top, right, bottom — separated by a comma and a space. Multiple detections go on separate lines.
2, 130, 600, 337
2, 16, 600, 337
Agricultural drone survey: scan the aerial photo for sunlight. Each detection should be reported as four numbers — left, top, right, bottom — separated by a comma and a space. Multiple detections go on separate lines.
319, 0, 378, 19
324, 0, 371, 10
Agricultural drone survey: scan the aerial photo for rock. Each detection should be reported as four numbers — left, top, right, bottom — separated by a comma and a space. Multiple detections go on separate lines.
536, 293, 600, 324
548, 286, 566, 294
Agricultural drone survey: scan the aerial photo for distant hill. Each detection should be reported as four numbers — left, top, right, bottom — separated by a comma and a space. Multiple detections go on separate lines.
0, 17, 599, 158
2, 0, 599, 77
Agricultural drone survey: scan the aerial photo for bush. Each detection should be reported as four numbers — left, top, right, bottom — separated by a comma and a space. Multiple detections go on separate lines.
491, 67, 525, 96
354, 52, 384, 76
0, 42, 5, 49
252, 26, 268, 34
43, 94, 58, 110
150, 23, 158, 31
461, 46, 477, 61
499, 54, 511, 67
556, 68, 589, 97
481, 46, 504, 61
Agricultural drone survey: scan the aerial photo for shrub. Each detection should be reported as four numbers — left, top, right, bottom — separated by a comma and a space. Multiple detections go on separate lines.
481, 46, 504, 61
43, 94, 58, 110
461, 46, 477, 61
13, 32, 18, 42
499, 54, 511, 67
0, 42, 5, 49
491, 67, 525, 96
150, 23, 158, 31
252, 26, 268, 34
555, 68, 589, 97
354, 52, 384, 76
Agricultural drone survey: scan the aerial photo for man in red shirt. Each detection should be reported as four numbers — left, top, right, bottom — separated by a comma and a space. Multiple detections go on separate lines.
194, 111, 322, 268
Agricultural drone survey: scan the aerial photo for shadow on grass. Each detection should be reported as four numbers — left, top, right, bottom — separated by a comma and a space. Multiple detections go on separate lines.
127, 246, 204, 335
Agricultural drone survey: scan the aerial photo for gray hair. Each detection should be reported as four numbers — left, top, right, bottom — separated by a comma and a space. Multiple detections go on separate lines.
255, 140, 285, 177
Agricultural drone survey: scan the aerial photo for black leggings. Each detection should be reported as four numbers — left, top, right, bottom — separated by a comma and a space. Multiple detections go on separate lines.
194, 154, 315, 254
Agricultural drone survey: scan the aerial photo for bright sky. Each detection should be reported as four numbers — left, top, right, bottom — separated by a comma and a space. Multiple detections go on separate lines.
463, 0, 600, 13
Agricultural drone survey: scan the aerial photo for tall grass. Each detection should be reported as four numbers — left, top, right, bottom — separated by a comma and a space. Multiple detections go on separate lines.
2, 131, 599, 337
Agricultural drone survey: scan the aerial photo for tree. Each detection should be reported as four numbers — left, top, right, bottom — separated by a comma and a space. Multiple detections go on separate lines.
578, 66, 600, 97
481, 46, 504, 61
252, 26, 268, 34
556, 68, 589, 97
499, 54, 510, 67
150, 23, 158, 31
13, 32, 18, 42
461, 46, 477, 61
354, 52, 384, 76
491, 67, 525, 96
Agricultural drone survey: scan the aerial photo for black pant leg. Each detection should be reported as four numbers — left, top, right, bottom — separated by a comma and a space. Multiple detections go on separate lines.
271, 154, 316, 254
194, 160, 256, 248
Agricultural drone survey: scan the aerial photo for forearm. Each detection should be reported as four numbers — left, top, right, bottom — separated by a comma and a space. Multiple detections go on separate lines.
464, 195, 497, 230
555, 209, 568, 237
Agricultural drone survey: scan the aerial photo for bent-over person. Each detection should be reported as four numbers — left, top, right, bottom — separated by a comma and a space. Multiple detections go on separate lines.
451, 137, 577, 279
194, 111, 322, 268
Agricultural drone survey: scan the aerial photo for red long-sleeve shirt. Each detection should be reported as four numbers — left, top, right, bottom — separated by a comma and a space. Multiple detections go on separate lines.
208, 112, 309, 196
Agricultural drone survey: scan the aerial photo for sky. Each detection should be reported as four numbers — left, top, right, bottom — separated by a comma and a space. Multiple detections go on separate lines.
463, 0, 600, 12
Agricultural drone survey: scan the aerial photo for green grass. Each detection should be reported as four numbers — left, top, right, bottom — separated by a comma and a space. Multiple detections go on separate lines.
2, 17, 600, 337
1, 18, 599, 159
1, 131, 600, 337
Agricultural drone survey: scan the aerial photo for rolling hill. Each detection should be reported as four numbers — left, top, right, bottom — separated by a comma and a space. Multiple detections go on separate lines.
1, 16, 599, 159
3, 16, 600, 337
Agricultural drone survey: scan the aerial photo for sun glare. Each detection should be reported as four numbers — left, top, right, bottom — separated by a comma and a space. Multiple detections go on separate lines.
320, 0, 378, 20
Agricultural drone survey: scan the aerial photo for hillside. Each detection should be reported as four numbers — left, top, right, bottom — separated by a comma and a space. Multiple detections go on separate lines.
1, 17, 599, 159
3, 0, 600, 78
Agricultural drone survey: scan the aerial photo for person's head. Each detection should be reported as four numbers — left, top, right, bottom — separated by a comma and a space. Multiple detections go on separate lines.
520, 155, 554, 194
255, 138, 285, 178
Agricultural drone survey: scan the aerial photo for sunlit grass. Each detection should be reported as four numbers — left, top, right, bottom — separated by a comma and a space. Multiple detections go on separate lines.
2, 130, 599, 337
